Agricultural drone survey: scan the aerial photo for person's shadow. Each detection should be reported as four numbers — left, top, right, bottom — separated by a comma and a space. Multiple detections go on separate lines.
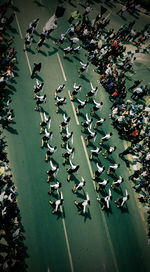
48, 47, 58, 56
34, 0, 46, 7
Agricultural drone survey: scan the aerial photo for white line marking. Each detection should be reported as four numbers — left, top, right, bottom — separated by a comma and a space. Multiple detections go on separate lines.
57, 53, 67, 82
81, 135, 119, 272
25, 51, 32, 74
61, 212, 74, 272
14, 12, 23, 39
40, 112, 43, 121
146, 97, 150, 105
68, 91, 79, 125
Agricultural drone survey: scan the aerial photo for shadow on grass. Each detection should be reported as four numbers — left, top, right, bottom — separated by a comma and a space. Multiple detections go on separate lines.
34, 0, 46, 7
48, 47, 58, 56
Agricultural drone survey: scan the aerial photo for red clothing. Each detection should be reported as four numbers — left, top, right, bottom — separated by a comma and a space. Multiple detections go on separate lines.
131, 130, 138, 136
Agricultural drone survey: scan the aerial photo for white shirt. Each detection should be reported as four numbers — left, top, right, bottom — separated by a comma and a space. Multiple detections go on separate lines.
77, 98, 86, 106
96, 163, 104, 173
102, 133, 111, 140
82, 193, 90, 214
50, 182, 60, 190
113, 176, 123, 184
110, 164, 119, 169
93, 100, 103, 110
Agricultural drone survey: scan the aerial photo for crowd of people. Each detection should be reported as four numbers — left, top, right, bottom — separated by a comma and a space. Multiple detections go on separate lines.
0, 1, 27, 270
1, 1, 150, 270
51, 0, 150, 239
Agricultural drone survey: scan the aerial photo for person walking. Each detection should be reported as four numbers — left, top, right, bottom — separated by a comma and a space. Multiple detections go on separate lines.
67, 160, 80, 181
78, 61, 89, 77
85, 126, 97, 146
89, 147, 102, 160
40, 113, 50, 134
59, 114, 71, 133
61, 126, 73, 147
72, 177, 86, 194
94, 117, 105, 130
24, 32, 33, 51
91, 100, 103, 116
41, 128, 53, 148
86, 82, 98, 102
49, 191, 64, 213
62, 143, 74, 165
74, 193, 90, 214
96, 179, 109, 192
114, 190, 129, 208
54, 84, 65, 99
99, 132, 112, 145
34, 94, 46, 111
81, 113, 93, 133
111, 176, 124, 189
76, 98, 87, 115
48, 181, 62, 195
107, 163, 120, 175
93, 163, 105, 180
46, 160, 59, 182
45, 144, 57, 162
36, 35, 46, 52
70, 83, 82, 100
33, 79, 44, 98
102, 146, 116, 159
55, 96, 66, 113
97, 189, 112, 210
